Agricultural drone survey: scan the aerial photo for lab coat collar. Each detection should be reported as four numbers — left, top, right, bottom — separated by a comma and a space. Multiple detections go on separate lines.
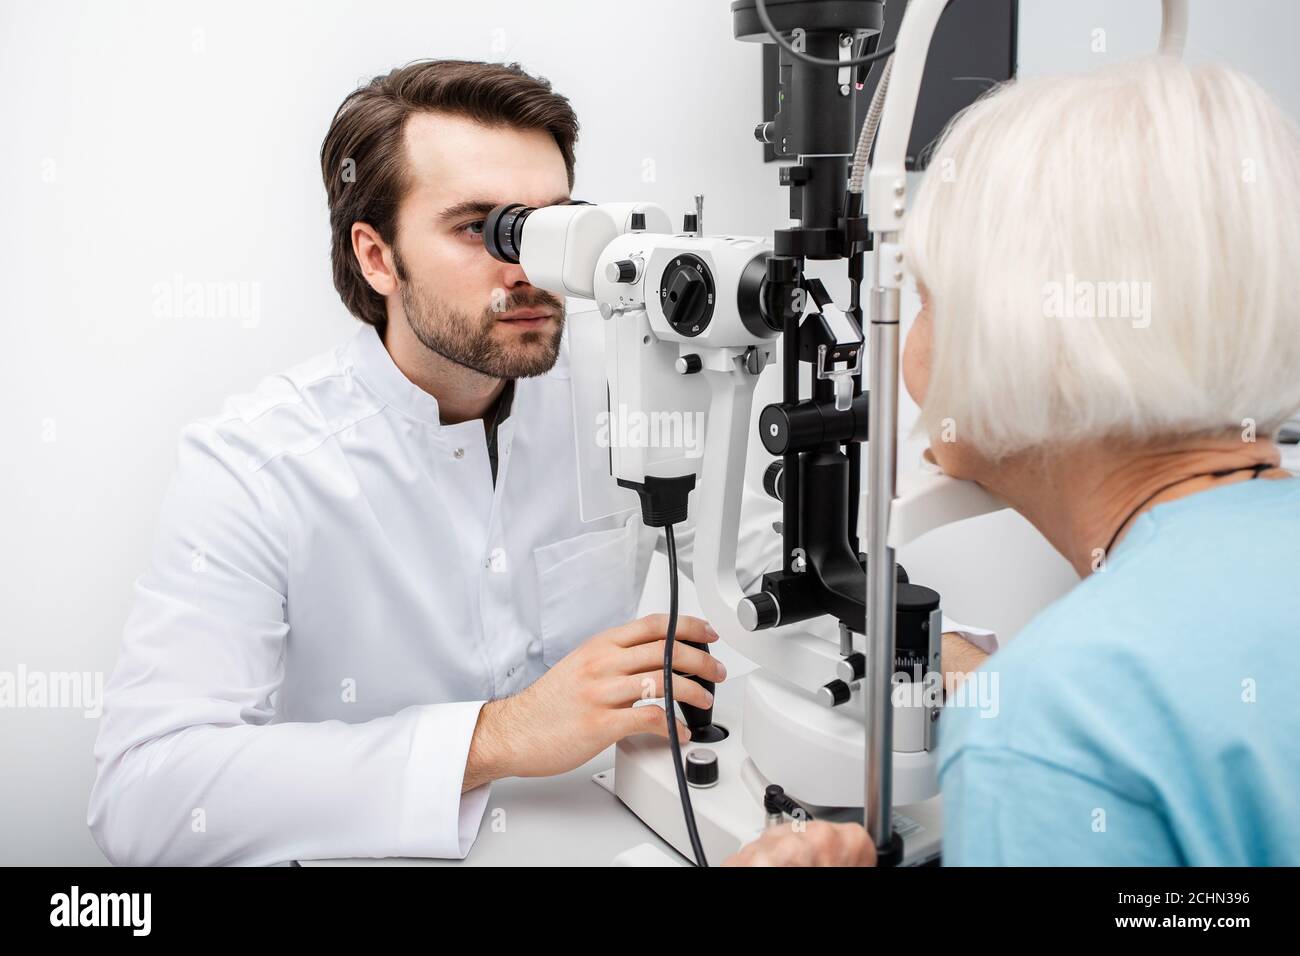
348, 323, 446, 428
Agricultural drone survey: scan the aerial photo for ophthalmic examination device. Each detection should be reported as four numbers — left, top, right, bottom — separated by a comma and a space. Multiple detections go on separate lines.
481, 0, 1190, 867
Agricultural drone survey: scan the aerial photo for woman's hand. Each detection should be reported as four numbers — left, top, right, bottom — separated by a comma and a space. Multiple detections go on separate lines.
722, 821, 877, 867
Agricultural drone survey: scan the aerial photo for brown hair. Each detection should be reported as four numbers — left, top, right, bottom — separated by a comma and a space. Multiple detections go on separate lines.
320, 59, 579, 330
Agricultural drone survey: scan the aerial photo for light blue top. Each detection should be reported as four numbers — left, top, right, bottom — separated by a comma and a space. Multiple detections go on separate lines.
937, 476, 1300, 865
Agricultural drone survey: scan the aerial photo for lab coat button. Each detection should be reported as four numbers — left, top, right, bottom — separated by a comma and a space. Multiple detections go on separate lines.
453, 447, 465, 459
488, 548, 507, 572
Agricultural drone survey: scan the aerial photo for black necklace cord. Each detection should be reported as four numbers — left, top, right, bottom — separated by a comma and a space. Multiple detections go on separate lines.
1102, 461, 1281, 558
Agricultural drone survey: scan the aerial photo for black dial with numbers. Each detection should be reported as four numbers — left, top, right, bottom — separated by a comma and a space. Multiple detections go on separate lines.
658, 254, 715, 337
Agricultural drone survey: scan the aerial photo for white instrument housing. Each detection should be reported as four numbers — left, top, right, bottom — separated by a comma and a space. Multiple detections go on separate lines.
593, 232, 778, 486
518, 202, 673, 299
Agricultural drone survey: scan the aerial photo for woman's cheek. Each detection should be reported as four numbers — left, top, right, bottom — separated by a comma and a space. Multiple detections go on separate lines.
902, 319, 931, 407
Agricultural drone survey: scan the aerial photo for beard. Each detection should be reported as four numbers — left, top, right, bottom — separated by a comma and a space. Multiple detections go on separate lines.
394, 248, 565, 379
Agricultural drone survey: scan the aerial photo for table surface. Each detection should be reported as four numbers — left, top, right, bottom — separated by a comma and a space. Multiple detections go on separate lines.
299, 665, 778, 866
298, 744, 683, 867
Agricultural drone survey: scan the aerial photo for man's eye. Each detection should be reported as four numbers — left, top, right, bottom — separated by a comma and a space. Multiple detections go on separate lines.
460, 220, 485, 238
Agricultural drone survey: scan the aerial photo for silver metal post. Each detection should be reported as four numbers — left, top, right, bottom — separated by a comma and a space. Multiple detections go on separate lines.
865, 233, 900, 849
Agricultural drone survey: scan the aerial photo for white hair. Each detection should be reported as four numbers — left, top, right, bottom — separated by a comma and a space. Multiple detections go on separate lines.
904, 57, 1300, 458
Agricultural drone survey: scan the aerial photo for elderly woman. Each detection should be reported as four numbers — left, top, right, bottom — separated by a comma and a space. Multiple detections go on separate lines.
728, 57, 1300, 866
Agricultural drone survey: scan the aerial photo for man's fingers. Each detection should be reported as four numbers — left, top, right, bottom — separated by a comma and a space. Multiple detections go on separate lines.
613, 613, 717, 648
618, 703, 693, 744
608, 671, 715, 710
620, 641, 727, 682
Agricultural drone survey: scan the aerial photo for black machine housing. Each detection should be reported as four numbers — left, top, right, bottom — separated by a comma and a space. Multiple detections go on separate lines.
732, 0, 941, 689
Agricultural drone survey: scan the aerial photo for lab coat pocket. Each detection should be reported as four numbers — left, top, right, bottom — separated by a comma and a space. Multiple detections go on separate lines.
534, 518, 640, 667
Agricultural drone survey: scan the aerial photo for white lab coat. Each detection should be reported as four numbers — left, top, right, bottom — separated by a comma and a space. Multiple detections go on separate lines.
87, 322, 786, 866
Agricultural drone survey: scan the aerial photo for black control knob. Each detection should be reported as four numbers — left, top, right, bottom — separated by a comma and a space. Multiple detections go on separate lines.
759, 394, 870, 456
663, 268, 706, 329
607, 259, 638, 283
675, 353, 703, 375
685, 749, 719, 788
738, 591, 780, 631
837, 652, 866, 683
762, 460, 785, 502
759, 404, 794, 455
818, 679, 852, 708
677, 640, 728, 745
659, 254, 714, 336
631, 211, 646, 231
683, 212, 699, 234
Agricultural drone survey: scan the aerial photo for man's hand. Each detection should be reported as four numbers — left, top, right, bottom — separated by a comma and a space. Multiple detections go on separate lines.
941, 631, 990, 699
723, 821, 877, 867
462, 613, 726, 789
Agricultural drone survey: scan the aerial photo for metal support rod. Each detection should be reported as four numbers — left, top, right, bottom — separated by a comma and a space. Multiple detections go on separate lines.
782, 269, 801, 573
853, 0, 1187, 858
864, 234, 900, 849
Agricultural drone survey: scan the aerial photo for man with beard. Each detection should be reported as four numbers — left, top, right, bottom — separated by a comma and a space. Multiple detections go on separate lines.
86, 59, 744, 866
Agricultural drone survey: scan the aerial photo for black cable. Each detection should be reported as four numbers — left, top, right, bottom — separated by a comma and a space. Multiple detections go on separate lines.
755, 0, 895, 68
662, 523, 708, 867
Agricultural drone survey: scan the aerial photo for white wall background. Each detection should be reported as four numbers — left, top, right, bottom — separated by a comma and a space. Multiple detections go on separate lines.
1, 0, 1295, 865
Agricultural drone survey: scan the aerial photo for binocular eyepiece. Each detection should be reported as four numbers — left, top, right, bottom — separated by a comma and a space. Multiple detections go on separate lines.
482, 202, 530, 264
483, 199, 593, 264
